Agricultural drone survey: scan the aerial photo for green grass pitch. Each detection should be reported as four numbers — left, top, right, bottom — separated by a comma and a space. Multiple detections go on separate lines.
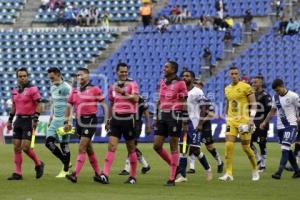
0, 143, 298, 200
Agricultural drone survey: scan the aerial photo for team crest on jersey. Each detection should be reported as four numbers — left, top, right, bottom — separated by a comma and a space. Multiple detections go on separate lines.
27, 131, 31, 137
285, 98, 291, 105
84, 129, 89, 135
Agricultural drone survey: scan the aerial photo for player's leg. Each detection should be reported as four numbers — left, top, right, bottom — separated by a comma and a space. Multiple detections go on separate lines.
175, 144, 189, 182
153, 135, 171, 164
272, 127, 300, 179
168, 136, 179, 184
202, 130, 223, 173
136, 140, 150, 174
100, 135, 119, 184
258, 130, 268, 171
21, 139, 44, 179
124, 138, 138, 184
60, 135, 71, 172
8, 138, 23, 180
20, 120, 44, 179
240, 129, 259, 181
250, 130, 261, 165
86, 142, 101, 175
191, 145, 213, 181
187, 147, 196, 173
219, 124, 236, 181
286, 127, 300, 178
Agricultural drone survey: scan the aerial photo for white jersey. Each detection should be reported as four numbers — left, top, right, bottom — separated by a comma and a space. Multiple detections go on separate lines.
272, 90, 300, 129
187, 87, 205, 129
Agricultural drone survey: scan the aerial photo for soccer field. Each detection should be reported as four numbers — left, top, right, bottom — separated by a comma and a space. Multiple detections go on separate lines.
0, 143, 298, 200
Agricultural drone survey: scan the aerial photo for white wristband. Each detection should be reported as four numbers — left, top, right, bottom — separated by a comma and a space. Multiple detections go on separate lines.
250, 109, 256, 118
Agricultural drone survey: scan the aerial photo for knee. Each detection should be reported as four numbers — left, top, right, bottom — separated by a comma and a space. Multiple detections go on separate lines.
45, 137, 56, 152
108, 143, 117, 152
14, 146, 22, 153
153, 143, 162, 153
242, 144, 251, 152
192, 148, 200, 157
206, 144, 214, 151
22, 145, 30, 153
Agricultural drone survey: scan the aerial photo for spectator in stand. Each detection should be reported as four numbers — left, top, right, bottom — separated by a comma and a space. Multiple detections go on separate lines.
202, 48, 215, 76
272, 0, 282, 18
55, 0, 65, 10
103, 12, 110, 32
77, 7, 89, 26
140, 2, 152, 28
88, 6, 99, 26
64, 5, 76, 28
286, 18, 299, 35
72, 2, 80, 20
179, 6, 189, 23
157, 16, 169, 33
278, 15, 288, 35
243, 10, 253, 32
49, 0, 56, 11
170, 5, 182, 24
198, 16, 213, 29
41, 0, 50, 10
215, 0, 224, 19
57, 8, 65, 26
224, 15, 234, 28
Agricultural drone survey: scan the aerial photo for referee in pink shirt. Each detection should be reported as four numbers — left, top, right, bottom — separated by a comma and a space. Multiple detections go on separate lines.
64, 68, 108, 183
99, 63, 140, 184
153, 61, 189, 186
7, 68, 44, 180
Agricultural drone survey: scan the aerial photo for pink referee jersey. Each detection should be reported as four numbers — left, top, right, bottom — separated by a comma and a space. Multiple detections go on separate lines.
68, 83, 104, 116
159, 79, 188, 111
12, 86, 41, 115
109, 81, 139, 114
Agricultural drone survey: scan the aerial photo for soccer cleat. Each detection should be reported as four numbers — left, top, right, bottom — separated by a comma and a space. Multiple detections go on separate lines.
35, 162, 45, 179
284, 166, 294, 172
99, 173, 109, 184
124, 176, 136, 184
206, 170, 213, 181
218, 173, 234, 181
118, 170, 130, 176
217, 162, 224, 173
292, 171, 300, 179
187, 169, 196, 174
93, 173, 102, 183
141, 165, 151, 174
175, 175, 188, 183
258, 166, 266, 172
56, 169, 70, 178
252, 170, 260, 181
66, 172, 77, 183
271, 173, 281, 180
7, 173, 23, 181
164, 179, 175, 186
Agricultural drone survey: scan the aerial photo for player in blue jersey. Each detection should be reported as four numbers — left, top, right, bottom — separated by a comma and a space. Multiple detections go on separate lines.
46, 67, 72, 178
260, 79, 300, 179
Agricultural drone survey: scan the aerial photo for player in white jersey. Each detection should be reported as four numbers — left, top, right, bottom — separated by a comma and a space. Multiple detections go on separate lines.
176, 71, 212, 183
260, 79, 300, 179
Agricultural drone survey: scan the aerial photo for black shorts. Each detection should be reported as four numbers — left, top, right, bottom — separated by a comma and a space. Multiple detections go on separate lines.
109, 114, 136, 141
13, 116, 33, 141
201, 129, 214, 145
75, 115, 97, 140
155, 111, 182, 138
251, 127, 268, 143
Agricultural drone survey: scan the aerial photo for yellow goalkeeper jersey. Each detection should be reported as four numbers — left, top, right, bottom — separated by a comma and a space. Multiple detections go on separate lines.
225, 81, 253, 124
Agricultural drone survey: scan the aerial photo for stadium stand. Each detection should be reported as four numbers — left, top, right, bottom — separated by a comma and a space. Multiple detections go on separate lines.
0, 0, 26, 24
158, 0, 274, 18
0, 27, 119, 115
92, 24, 242, 108
34, 0, 141, 23
204, 28, 300, 107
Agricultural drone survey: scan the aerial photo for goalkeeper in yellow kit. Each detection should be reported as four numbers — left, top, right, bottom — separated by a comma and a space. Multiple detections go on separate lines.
219, 66, 260, 181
